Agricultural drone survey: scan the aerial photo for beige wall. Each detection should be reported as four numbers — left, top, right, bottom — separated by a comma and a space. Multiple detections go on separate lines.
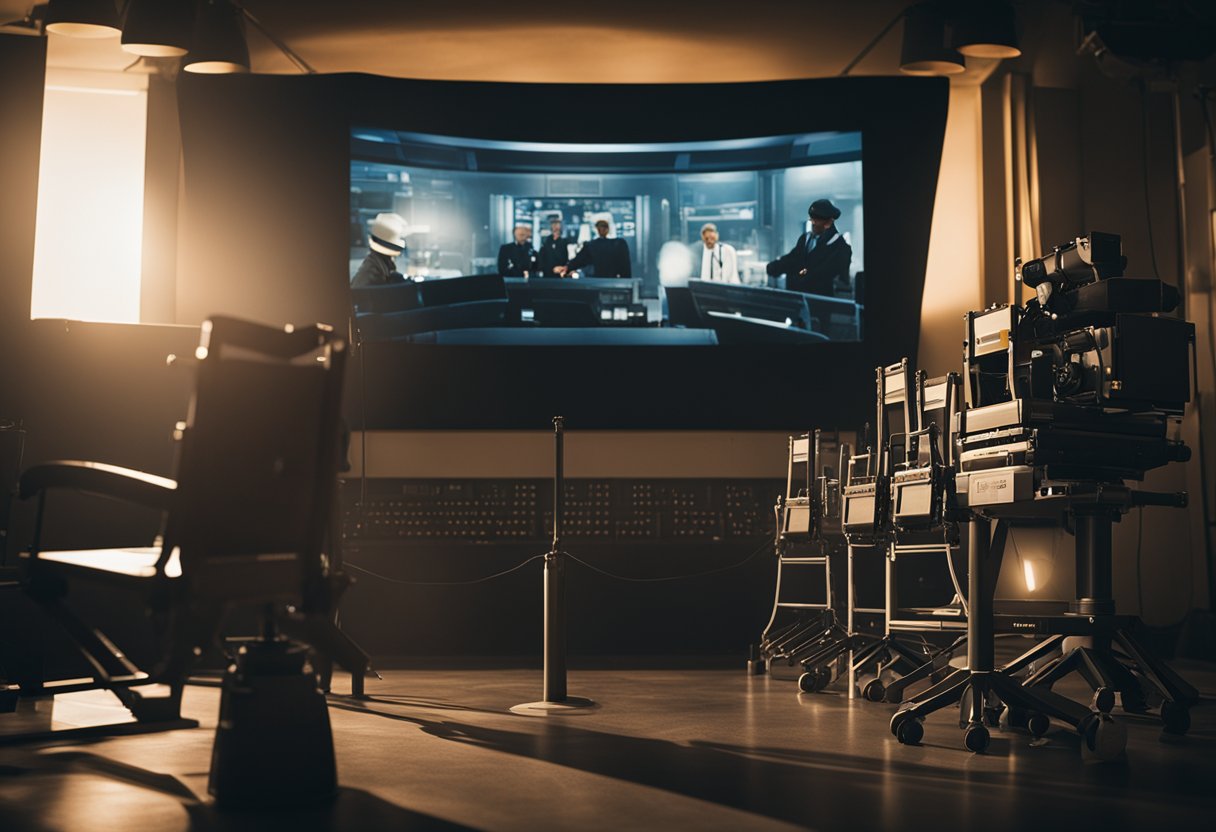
917, 83, 986, 377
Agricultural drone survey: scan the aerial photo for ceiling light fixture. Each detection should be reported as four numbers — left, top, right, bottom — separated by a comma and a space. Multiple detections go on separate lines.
899, 3, 965, 75
951, 1, 1021, 59
44, 0, 121, 38
121, 0, 194, 57
183, 0, 249, 75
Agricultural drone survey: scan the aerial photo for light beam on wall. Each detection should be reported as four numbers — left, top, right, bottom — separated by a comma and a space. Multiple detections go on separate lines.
31, 68, 148, 324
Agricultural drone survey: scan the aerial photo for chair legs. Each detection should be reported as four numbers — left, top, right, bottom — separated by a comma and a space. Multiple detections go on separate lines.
279, 611, 372, 699
0, 590, 199, 743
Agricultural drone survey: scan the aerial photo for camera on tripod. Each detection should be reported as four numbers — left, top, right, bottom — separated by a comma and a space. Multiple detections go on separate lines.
957, 231, 1193, 505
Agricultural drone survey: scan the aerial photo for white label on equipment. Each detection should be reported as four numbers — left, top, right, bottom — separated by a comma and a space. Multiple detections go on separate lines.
970, 471, 1016, 506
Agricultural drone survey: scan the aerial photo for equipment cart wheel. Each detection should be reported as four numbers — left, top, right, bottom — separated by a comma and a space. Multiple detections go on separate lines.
1160, 701, 1191, 735
858, 673, 886, 702
1026, 712, 1051, 738
797, 666, 831, 693
1091, 686, 1116, 714
1081, 712, 1127, 760
963, 722, 991, 753
890, 712, 924, 745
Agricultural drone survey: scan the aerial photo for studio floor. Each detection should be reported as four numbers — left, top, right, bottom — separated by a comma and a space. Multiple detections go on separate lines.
1, 662, 1214, 831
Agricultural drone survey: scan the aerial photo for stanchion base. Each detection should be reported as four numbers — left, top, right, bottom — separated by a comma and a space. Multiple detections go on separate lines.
510, 696, 598, 716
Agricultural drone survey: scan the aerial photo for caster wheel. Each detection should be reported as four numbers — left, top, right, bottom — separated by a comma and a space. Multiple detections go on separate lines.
1001, 706, 1030, 731
1091, 687, 1116, 714
1081, 713, 1127, 760
1160, 701, 1191, 736
891, 712, 924, 745
801, 666, 832, 692
1026, 712, 1051, 738
963, 722, 991, 753
958, 687, 973, 729
1119, 689, 1150, 715
861, 676, 886, 702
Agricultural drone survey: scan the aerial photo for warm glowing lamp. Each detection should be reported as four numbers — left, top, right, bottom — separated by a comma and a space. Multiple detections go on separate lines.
183, 0, 250, 74
121, 0, 194, 57
44, 0, 121, 38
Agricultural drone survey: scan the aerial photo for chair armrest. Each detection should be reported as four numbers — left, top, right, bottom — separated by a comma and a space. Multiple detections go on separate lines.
19, 461, 177, 510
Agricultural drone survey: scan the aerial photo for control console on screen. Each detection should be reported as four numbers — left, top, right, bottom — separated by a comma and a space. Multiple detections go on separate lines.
349, 128, 864, 346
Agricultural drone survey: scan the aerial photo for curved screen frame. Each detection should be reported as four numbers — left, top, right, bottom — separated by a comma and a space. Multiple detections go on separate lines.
176, 73, 948, 430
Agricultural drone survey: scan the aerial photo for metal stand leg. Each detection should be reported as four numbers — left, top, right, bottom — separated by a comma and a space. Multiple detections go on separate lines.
512, 417, 595, 715
1018, 510, 1199, 734
890, 516, 1124, 757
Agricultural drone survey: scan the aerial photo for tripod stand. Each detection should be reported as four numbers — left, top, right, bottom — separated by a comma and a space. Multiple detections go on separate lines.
890, 514, 1124, 756
997, 493, 1197, 734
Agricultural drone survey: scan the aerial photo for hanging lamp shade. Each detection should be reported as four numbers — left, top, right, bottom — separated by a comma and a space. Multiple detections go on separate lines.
183, 0, 250, 74
952, 2, 1021, 59
122, 0, 195, 57
900, 3, 965, 75
44, 0, 121, 38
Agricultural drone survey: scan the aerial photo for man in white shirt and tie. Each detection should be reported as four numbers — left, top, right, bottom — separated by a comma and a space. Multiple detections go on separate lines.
695, 223, 739, 283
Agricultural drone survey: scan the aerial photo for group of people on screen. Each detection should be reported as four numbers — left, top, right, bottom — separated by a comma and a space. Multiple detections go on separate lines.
352, 198, 851, 297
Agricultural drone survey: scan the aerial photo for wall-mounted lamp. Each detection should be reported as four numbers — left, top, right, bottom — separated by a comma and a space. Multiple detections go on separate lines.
121, 0, 193, 58
44, 0, 120, 38
182, 0, 250, 74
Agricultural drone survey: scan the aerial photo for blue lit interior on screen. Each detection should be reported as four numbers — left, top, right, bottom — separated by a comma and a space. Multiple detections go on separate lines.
349, 129, 864, 345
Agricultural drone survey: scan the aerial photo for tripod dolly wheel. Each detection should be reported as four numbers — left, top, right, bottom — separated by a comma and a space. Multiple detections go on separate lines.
1001, 705, 1029, 730
1026, 712, 1051, 738
1091, 686, 1116, 714
1160, 701, 1191, 735
797, 666, 832, 693
890, 712, 924, 745
963, 722, 991, 753
1081, 712, 1127, 760
858, 673, 886, 702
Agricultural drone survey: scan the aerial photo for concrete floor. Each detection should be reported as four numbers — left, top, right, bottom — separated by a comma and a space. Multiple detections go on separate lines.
1, 664, 1214, 831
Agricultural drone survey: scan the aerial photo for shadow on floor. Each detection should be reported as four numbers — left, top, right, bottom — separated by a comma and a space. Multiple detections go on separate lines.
0, 748, 471, 832
400, 709, 1214, 829
185, 788, 473, 832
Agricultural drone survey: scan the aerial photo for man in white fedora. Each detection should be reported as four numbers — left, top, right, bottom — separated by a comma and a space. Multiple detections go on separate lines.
351, 212, 408, 287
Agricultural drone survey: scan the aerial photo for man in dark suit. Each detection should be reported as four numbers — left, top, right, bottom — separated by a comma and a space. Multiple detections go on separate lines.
536, 216, 573, 277
558, 218, 632, 278
766, 198, 852, 296
497, 225, 538, 277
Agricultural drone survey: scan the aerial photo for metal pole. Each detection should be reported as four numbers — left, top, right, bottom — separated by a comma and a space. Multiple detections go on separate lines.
1075, 510, 1115, 617
511, 417, 595, 714
543, 417, 567, 703
966, 515, 994, 672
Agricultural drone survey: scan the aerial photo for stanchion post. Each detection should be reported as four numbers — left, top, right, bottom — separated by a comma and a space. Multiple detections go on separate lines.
511, 416, 596, 714
543, 416, 567, 702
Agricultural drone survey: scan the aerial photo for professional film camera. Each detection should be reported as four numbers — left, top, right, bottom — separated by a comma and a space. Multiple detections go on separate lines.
891, 232, 1198, 755
958, 231, 1191, 493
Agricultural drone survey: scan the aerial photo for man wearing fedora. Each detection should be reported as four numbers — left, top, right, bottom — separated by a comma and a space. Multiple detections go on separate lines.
766, 198, 852, 296
351, 212, 408, 287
